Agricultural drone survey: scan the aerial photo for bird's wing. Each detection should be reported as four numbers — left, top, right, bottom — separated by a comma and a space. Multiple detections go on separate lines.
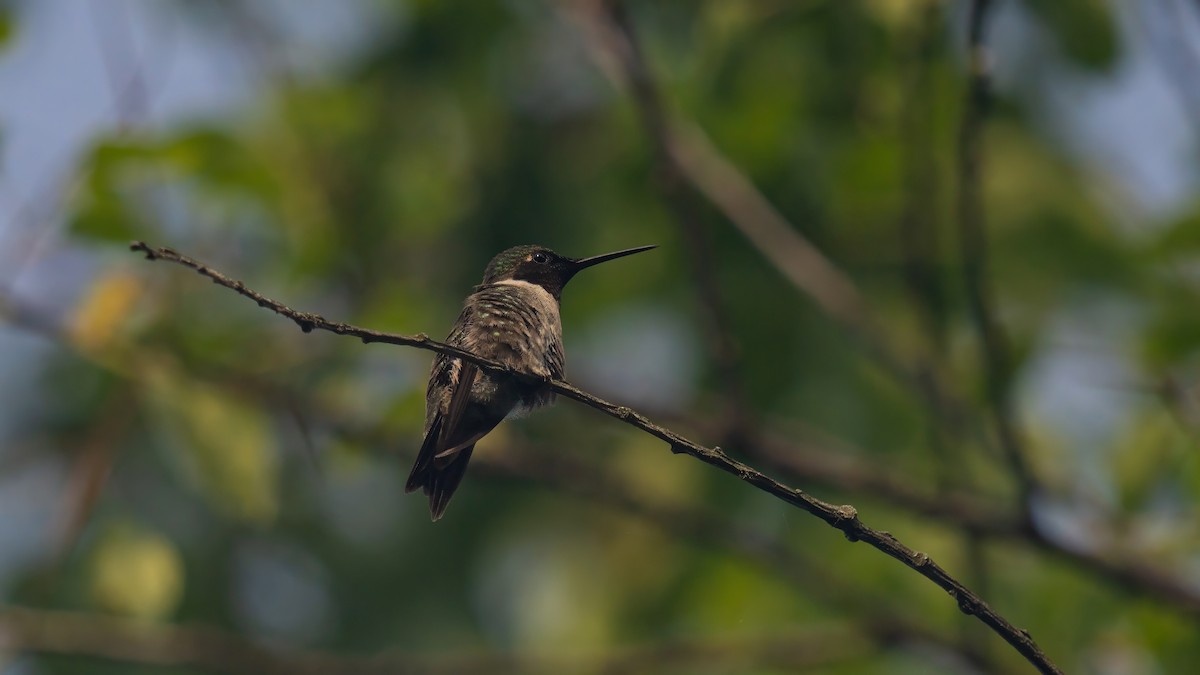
405, 358, 492, 520
435, 361, 477, 461
404, 412, 476, 521
405, 410, 441, 490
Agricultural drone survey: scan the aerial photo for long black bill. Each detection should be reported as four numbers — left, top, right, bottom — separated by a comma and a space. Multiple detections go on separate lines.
572, 245, 657, 271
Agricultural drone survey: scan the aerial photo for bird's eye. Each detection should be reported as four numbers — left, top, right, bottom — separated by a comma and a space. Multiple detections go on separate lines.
532, 252, 548, 264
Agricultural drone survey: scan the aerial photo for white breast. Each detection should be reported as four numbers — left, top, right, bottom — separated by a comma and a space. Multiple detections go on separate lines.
495, 279, 562, 332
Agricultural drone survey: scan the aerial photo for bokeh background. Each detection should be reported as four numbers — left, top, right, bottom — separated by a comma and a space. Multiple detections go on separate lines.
2, 1, 1200, 673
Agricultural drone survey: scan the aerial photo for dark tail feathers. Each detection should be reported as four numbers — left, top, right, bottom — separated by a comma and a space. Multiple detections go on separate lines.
405, 417, 475, 521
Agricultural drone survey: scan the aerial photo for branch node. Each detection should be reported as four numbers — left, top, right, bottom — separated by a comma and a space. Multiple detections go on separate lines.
911, 551, 930, 567
835, 504, 860, 541
738, 464, 754, 481
957, 595, 978, 616
129, 241, 154, 259
126, 238, 1066, 675
290, 312, 320, 334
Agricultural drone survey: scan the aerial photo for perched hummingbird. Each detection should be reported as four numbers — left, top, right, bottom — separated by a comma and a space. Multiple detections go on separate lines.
405, 243, 656, 520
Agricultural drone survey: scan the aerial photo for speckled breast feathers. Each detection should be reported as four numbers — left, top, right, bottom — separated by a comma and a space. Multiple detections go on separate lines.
426, 279, 565, 428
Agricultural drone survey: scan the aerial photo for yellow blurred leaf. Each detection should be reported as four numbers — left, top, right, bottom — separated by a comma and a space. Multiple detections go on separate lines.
144, 363, 280, 524
89, 524, 184, 620
71, 272, 144, 353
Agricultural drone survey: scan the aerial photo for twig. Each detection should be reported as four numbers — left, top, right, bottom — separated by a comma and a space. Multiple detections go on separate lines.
565, 1, 868, 329
601, 1, 753, 432
593, 22, 986, 638
0, 605, 876, 675
51, 351, 990, 670
1137, 0, 1200, 134
0, 292, 67, 342
564, 0, 999, 477
956, 0, 1038, 510
594, 0, 1200, 650
895, 3, 991, 656
11, 276, 1195, 629
673, 125, 874, 330
897, 7, 949, 361
571, 18, 1003, 642
89, 0, 151, 128
6, 280, 1200, 630
0, 0, 171, 297
715, 422, 1021, 536
50, 386, 139, 576
711, 416, 1200, 617
130, 241, 1063, 674
471, 450, 993, 671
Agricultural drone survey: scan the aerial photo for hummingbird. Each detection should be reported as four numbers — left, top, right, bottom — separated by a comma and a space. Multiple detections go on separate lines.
405, 243, 656, 520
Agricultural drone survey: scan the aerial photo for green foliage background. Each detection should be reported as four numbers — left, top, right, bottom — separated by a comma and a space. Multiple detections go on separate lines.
3, 1, 1200, 673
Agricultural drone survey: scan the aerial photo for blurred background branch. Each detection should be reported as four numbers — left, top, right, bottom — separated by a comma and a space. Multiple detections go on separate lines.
956, 0, 1038, 513
130, 239, 1061, 672
4, 1, 1200, 673
595, 0, 755, 436
566, 0, 1022, 503
0, 605, 885, 675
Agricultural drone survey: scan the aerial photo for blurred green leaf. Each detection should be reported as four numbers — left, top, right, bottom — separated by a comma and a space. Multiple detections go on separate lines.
69, 130, 279, 242
1147, 210, 1200, 260
163, 129, 279, 201
1143, 288, 1200, 369
1110, 411, 1186, 511
144, 363, 280, 524
69, 140, 154, 241
1023, 0, 1119, 69
22, 1, 1200, 671
71, 193, 141, 241
997, 210, 1138, 291
0, 6, 12, 50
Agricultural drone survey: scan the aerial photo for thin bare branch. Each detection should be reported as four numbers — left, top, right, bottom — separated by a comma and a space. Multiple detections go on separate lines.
0, 312, 990, 673
956, 0, 1038, 509
599, 1, 752, 432
563, 0, 1003, 485
473, 450, 993, 671
51, 386, 139, 573
897, 5, 950, 360
0, 605, 876, 675
9, 272, 1200, 631
580, 0, 1039, 556
1138, 0, 1200, 133
129, 240, 1062, 674
564, 1, 869, 330
894, 4, 991, 655
703, 416, 1200, 617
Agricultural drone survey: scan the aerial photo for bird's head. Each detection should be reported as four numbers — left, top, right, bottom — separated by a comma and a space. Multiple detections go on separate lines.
480, 244, 656, 299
